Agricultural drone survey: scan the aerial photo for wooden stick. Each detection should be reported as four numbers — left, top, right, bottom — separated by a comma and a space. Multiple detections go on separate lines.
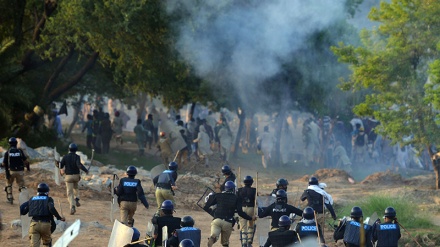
314, 211, 322, 247
238, 167, 241, 188
58, 199, 64, 218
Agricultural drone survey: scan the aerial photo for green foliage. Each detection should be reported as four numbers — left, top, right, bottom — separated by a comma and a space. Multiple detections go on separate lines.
338, 194, 433, 229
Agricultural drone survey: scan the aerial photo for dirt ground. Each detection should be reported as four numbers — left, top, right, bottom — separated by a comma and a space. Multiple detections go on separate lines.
1, 132, 440, 247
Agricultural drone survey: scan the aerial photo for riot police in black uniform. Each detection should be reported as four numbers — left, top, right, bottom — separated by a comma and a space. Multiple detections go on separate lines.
295, 207, 326, 246
115, 166, 149, 227
2, 137, 29, 203
217, 165, 236, 192
20, 183, 65, 247
124, 227, 146, 247
270, 178, 288, 197
153, 162, 178, 214
204, 181, 256, 247
300, 177, 337, 220
334, 206, 373, 247
263, 215, 298, 247
259, 190, 302, 230
372, 207, 401, 247
152, 200, 181, 247
168, 216, 201, 247
237, 175, 256, 247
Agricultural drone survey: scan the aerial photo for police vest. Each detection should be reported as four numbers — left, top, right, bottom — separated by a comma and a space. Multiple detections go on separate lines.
119, 178, 140, 202
297, 222, 319, 240
156, 216, 181, 244
374, 223, 400, 247
177, 227, 201, 247
7, 148, 25, 171
304, 189, 324, 213
157, 170, 175, 189
237, 186, 256, 207
344, 220, 372, 246
213, 192, 238, 221
28, 195, 50, 217
268, 229, 296, 247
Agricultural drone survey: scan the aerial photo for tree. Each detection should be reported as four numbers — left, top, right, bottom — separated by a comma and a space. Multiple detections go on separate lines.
332, 0, 440, 189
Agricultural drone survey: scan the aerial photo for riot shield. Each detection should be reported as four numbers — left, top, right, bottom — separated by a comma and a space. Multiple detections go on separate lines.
108, 220, 134, 247
196, 187, 215, 216
146, 221, 155, 237
257, 196, 276, 246
160, 119, 186, 152
54, 147, 61, 186
150, 164, 166, 180
19, 188, 31, 238
162, 225, 168, 246
110, 174, 119, 222
53, 219, 81, 247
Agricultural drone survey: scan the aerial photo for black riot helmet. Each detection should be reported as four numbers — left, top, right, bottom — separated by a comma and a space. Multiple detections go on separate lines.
303, 207, 315, 220
126, 166, 137, 176
243, 176, 254, 186
276, 189, 287, 203
179, 239, 195, 247
276, 178, 289, 189
350, 206, 363, 218
308, 176, 319, 185
278, 215, 291, 227
384, 207, 396, 219
224, 181, 236, 192
8, 137, 17, 146
221, 165, 232, 175
68, 143, 78, 152
37, 183, 50, 194
168, 161, 178, 171
181, 215, 195, 227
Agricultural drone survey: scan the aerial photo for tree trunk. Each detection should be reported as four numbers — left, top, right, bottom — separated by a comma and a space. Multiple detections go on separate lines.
137, 93, 148, 120
233, 107, 246, 157
188, 102, 196, 122
428, 145, 440, 189
273, 110, 286, 166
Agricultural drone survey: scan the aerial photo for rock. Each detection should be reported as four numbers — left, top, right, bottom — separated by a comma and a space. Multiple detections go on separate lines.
10, 219, 21, 229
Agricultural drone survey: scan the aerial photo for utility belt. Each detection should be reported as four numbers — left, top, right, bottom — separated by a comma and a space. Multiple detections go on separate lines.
156, 183, 171, 190
31, 219, 51, 223
216, 217, 235, 224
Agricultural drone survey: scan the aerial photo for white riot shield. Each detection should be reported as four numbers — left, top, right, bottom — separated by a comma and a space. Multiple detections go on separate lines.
160, 120, 186, 152
108, 220, 134, 247
110, 174, 119, 222
150, 164, 166, 180
19, 188, 31, 238
53, 219, 81, 247
162, 225, 168, 246
54, 147, 61, 186
257, 196, 276, 246
146, 221, 155, 237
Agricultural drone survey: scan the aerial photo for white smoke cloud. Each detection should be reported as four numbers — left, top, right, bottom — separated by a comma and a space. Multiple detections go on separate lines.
166, 0, 347, 105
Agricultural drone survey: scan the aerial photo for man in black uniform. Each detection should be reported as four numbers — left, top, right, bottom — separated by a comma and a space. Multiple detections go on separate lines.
259, 190, 302, 230
204, 181, 256, 247
263, 215, 297, 247
334, 206, 373, 247
300, 176, 337, 228
124, 227, 146, 247
59, 143, 88, 215
216, 165, 236, 192
168, 216, 201, 247
152, 200, 181, 247
115, 166, 149, 227
153, 162, 178, 214
295, 207, 326, 246
372, 207, 401, 247
237, 175, 256, 247
270, 178, 288, 197
1, 137, 29, 204
20, 183, 65, 247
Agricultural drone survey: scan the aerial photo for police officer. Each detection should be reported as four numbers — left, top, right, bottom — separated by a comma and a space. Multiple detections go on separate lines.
1, 137, 29, 203
152, 200, 181, 247
270, 178, 288, 197
59, 143, 89, 215
334, 206, 373, 247
168, 216, 201, 247
263, 215, 297, 247
179, 239, 195, 247
204, 181, 256, 247
216, 165, 236, 192
115, 166, 149, 227
295, 207, 325, 246
300, 176, 337, 228
259, 190, 302, 230
237, 175, 256, 247
123, 227, 146, 247
153, 162, 178, 213
19, 183, 65, 247
372, 207, 401, 247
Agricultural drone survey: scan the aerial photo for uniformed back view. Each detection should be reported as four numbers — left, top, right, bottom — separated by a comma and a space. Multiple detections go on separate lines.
168, 215, 201, 247
334, 206, 373, 247
19, 183, 65, 247
295, 207, 326, 246
259, 190, 302, 230
2, 137, 29, 204
115, 166, 149, 226
372, 207, 401, 247
152, 200, 181, 247
237, 175, 256, 247
263, 215, 297, 247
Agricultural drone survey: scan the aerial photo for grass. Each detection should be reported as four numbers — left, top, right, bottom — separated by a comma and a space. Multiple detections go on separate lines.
337, 194, 434, 230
